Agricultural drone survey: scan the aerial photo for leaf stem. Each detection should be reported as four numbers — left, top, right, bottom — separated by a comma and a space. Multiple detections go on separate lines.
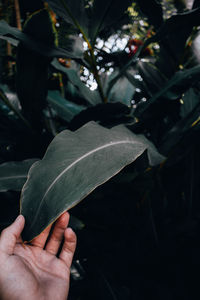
14, 0, 22, 30
59, 0, 107, 103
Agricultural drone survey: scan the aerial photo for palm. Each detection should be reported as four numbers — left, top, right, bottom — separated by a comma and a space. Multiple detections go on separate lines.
12, 244, 69, 299
0, 213, 76, 300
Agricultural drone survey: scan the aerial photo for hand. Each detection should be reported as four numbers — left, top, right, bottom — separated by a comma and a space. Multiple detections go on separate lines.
0, 212, 76, 300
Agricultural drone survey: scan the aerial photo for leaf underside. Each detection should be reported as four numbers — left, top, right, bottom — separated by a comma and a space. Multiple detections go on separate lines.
20, 122, 164, 241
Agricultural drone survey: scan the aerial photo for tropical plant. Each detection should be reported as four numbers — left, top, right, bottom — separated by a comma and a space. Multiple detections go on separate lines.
0, 0, 200, 299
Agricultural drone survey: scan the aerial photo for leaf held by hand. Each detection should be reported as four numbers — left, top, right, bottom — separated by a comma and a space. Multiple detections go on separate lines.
20, 122, 164, 241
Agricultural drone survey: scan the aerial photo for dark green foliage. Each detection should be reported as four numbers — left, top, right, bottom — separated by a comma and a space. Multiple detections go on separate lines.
88, 0, 132, 45
68, 102, 131, 130
16, 46, 49, 131
0, 20, 83, 59
16, 9, 55, 131
136, 0, 163, 29
1, 0, 200, 298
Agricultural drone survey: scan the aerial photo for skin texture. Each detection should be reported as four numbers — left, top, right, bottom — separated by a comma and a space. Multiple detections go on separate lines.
0, 212, 77, 300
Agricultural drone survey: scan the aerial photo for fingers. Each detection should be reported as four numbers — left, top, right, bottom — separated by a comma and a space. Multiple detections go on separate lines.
59, 227, 77, 268
45, 212, 69, 255
31, 223, 52, 249
0, 215, 25, 255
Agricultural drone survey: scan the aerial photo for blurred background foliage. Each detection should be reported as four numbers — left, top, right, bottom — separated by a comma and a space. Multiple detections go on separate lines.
1, 0, 200, 299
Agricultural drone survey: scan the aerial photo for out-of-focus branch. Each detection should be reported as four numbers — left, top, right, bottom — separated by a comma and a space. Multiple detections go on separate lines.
14, 0, 22, 30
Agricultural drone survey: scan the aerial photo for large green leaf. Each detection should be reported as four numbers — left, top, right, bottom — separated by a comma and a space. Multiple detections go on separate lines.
47, 90, 85, 122
0, 159, 38, 192
0, 20, 82, 59
20, 121, 164, 241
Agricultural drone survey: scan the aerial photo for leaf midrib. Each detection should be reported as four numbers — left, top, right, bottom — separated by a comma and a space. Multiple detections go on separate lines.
29, 139, 143, 229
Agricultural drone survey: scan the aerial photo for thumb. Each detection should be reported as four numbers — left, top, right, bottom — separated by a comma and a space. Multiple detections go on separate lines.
0, 215, 25, 255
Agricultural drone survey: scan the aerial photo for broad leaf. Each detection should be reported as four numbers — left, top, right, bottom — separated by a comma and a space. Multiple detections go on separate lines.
47, 90, 85, 122
0, 159, 38, 192
20, 121, 164, 241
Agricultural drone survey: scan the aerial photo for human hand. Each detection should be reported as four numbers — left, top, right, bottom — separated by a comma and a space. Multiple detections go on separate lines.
0, 212, 76, 300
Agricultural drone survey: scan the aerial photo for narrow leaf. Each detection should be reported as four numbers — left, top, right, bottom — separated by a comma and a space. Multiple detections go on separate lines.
135, 64, 200, 118
0, 20, 83, 59
20, 121, 164, 241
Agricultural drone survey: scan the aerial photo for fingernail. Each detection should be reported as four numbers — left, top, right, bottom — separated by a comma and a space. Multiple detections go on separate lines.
16, 215, 23, 222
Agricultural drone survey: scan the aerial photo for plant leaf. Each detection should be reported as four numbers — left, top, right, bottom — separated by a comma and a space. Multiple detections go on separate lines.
68, 102, 131, 130
136, 0, 163, 29
180, 88, 200, 119
107, 7, 200, 96
89, 0, 132, 45
159, 101, 200, 155
108, 75, 135, 106
51, 59, 101, 105
0, 84, 21, 111
0, 20, 82, 59
20, 121, 164, 241
47, 90, 86, 122
0, 159, 38, 192
135, 64, 200, 118
44, 0, 89, 36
